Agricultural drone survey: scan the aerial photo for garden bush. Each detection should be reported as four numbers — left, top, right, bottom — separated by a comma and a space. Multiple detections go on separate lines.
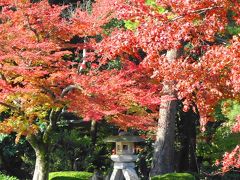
0, 172, 19, 180
49, 171, 93, 180
151, 173, 195, 180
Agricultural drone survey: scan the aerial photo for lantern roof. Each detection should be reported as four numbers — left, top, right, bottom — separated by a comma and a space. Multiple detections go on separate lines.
104, 132, 144, 143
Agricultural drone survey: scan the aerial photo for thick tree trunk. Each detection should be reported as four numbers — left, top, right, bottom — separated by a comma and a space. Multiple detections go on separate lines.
150, 50, 178, 176
150, 96, 177, 176
33, 148, 49, 180
27, 135, 50, 180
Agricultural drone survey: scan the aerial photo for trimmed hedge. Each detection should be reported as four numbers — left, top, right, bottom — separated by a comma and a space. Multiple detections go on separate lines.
0, 172, 19, 180
49, 171, 93, 180
151, 173, 195, 180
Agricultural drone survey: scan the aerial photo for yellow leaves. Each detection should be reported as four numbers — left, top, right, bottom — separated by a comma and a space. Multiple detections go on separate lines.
14, 91, 56, 110
167, 13, 178, 20
15, 132, 22, 144
127, 104, 148, 116
124, 20, 139, 31
13, 76, 24, 84
2, 115, 36, 133
0, 115, 39, 143
193, 19, 203, 26
0, 105, 7, 113
22, 93, 58, 120
18, 0, 29, 4
0, 116, 24, 133
0, 91, 59, 135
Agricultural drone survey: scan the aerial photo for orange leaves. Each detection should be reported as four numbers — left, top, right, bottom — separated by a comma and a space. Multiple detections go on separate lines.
69, 0, 120, 37
0, 0, 238, 142
63, 62, 160, 128
108, 0, 231, 54
0, 0, 161, 137
0, 0, 75, 137
109, 113, 157, 131
0, 115, 39, 137
97, 0, 240, 133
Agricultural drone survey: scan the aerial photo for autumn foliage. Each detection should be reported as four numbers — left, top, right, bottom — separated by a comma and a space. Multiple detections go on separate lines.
0, 0, 72, 138
0, 0, 239, 174
96, 0, 240, 172
0, 0, 160, 142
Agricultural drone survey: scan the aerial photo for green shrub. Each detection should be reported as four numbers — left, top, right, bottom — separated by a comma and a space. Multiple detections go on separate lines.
0, 172, 19, 180
151, 173, 195, 180
49, 171, 93, 180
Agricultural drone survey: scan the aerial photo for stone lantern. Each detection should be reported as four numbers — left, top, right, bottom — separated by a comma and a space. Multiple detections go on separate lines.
104, 132, 144, 180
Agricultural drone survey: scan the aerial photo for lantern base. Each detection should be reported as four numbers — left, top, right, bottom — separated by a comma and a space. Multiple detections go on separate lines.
110, 155, 139, 180
111, 154, 137, 162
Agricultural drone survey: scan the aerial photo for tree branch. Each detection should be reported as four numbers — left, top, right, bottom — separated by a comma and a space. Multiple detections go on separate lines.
170, 6, 223, 22
77, 37, 87, 74
26, 134, 43, 151
61, 84, 88, 98
23, 14, 40, 42
40, 86, 56, 100
0, 101, 18, 110
43, 109, 56, 144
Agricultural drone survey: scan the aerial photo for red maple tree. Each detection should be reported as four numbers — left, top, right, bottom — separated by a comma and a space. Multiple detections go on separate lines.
0, 0, 160, 179
96, 0, 240, 174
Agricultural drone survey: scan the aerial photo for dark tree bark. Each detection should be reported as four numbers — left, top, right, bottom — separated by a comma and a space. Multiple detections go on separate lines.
150, 50, 178, 176
176, 105, 199, 173
90, 120, 97, 146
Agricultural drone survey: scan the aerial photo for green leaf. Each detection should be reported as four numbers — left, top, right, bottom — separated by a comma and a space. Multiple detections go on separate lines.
157, 6, 166, 14
227, 25, 240, 35
0, 133, 8, 142
124, 20, 139, 30
145, 0, 167, 14
221, 99, 240, 123
145, 0, 156, 6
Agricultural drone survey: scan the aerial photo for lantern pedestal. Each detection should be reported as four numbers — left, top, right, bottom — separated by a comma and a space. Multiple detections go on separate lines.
104, 132, 144, 180
110, 155, 139, 180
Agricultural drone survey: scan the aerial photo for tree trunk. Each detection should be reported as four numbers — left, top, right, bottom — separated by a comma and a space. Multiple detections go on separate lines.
27, 135, 50, 180
90, 120, 97, 146
33, 148, 49, 180
150, 97, 177, 176
150, 50, 178, 176
177, 106, 199, 172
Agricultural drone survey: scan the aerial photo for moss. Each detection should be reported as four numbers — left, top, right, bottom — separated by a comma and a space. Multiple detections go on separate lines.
49, 171, 93, 180
0, 172, 19, 180
151, 173, 195, 180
